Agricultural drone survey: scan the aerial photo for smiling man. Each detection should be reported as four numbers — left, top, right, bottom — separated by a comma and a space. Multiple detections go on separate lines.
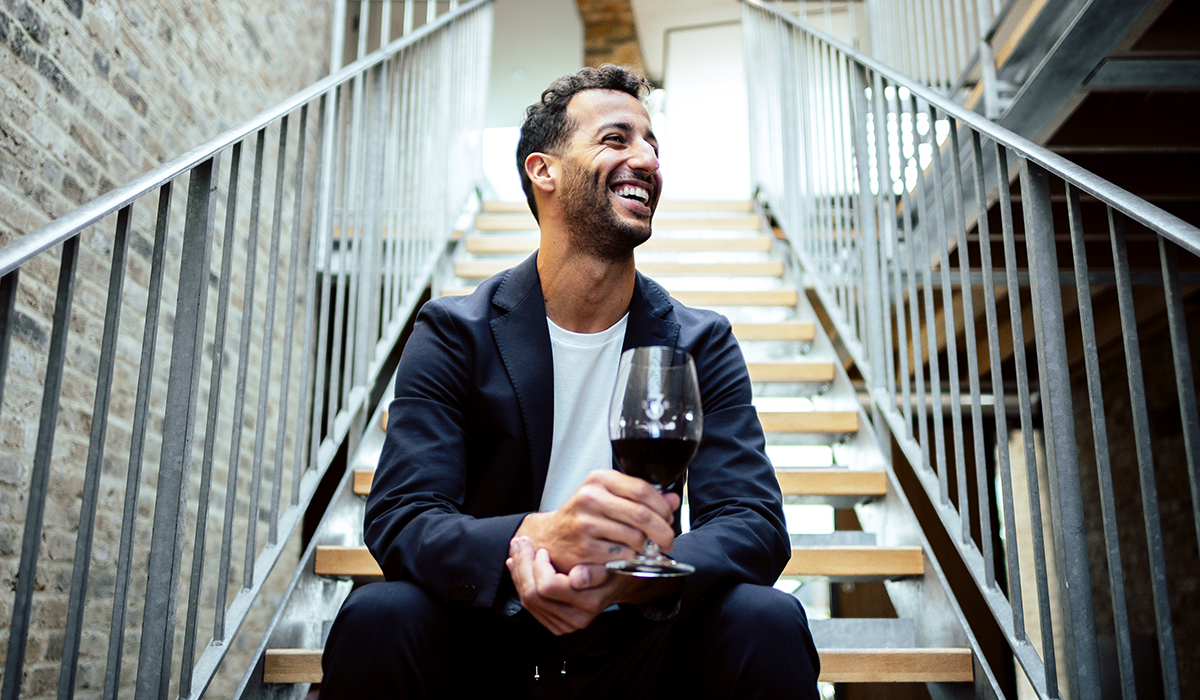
318, 65, 820, 699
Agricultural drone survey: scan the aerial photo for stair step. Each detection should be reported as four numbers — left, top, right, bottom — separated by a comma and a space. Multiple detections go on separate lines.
758, 410, 858, 435
809, 617, 915, 648
356, 467, 884, 502
746, 361, 834, 384
783, 546, 924, 580
475, 213, 760, 232
264, 649, 324, 684
314, 544, 923, 581
464, 235, 772, 255
776, 468, 887, 504
790, 532, 877, 547
454, 259, 784, 279
819, 648, 973, 683
731, 320, 814, 342
482, 200, 754, 213
262, 644, 972, 684
313, 545, 384, 578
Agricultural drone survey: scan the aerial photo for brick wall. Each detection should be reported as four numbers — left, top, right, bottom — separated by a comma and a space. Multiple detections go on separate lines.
0, 1, 332, 697
573, 0, 644, 74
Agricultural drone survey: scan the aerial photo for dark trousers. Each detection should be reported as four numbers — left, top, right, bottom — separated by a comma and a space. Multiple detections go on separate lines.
319, 580, 821, 699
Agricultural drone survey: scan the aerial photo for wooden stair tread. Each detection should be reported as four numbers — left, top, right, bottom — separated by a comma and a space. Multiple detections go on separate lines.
731, 321, 814, 342
776, 468, 887, 498
758, 410, 858, 434
263, 646, 971, 684
746, 361, 834, 383
315, 544, 922, 580
464, 235, 772, 255
783, 546, 924, 578
819, 648, 973, 683
356, 467, 885, 499
454, 259, 784, 279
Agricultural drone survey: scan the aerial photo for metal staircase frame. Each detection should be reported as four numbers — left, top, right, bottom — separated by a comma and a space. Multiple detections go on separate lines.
744, 1, 1200, 697
0, 2, 491, 697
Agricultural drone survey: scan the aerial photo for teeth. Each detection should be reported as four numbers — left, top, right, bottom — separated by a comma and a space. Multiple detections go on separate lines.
615, 184, 649, 204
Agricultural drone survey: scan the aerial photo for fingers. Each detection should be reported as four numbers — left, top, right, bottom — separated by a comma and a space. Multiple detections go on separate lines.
568, 563, 610, 590
572, 471, 678, 553
507, 537, 609, 636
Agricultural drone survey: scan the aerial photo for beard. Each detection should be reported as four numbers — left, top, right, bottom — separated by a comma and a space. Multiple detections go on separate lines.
558, 160, 653, 263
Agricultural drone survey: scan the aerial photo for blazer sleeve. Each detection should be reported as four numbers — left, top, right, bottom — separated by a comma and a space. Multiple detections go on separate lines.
363, 299, 525, 613
667, 312, 792, 619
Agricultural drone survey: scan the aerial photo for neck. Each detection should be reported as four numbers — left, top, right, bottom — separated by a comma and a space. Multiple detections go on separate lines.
537, 220, 636, 333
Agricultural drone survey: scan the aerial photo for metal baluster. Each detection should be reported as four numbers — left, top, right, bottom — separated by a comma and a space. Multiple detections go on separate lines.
104, 183, 172, 700
996, 145, 1058, 698
1158, 237, 1200, 562
1109, 208, 1181, 699
244, 116, 291, 584
873, 74, 898, 409
276, 105, 309, 511
295, 95, 329, 498
218, 131, 266, 629
888, 83, 914, 444
949, 118, 991, 569
136, 155, 219, 700
913, 96, 949, 501
1020, 158, 1100, 700
57, 207, 129, 700
177, 147, 234, 692
1067, 185, 1136, 699
3, 234, 79, 700
928, 105, 969, 539
901, 96, 929, 467
971, 131, 1024, 629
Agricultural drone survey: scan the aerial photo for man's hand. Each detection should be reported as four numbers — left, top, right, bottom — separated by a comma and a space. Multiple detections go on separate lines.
506, 537, 678, 635
514, 470, 681, 573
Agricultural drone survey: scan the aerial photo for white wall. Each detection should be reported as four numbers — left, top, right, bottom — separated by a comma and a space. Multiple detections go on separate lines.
659, 21, 751, 201
484, 0, 584, 200
487, 0, 584, 128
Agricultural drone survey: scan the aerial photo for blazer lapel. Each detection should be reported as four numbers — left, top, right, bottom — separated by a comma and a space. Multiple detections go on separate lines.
624, 271, 680, 351
490, 253, 555, 505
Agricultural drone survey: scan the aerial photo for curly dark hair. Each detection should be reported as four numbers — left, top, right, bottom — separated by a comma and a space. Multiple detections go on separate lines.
516, 65, 653, 222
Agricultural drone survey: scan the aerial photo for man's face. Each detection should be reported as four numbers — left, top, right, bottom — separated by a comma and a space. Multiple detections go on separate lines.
555, 89, 662, 261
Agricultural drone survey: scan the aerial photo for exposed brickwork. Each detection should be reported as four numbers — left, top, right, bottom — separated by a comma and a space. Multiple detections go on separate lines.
573, 0, 645, 74
0, 0, 331, 697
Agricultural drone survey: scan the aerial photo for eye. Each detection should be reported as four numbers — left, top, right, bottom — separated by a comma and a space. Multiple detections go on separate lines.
603, 133, 626, 145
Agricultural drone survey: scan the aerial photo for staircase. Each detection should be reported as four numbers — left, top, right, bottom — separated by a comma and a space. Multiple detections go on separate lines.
251, 200, 993, 696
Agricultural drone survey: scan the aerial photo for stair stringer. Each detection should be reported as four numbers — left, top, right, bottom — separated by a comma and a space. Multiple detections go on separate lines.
230, 402, 386, 699
793, 289, 1005, 699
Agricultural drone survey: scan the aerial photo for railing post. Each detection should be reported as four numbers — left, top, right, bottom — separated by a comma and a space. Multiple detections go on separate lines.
136, 157, 218, 699
1018, 159, 1101, 699
850, 63, 889, 441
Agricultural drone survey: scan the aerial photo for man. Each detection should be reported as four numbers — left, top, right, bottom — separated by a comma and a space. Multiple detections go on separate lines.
320, 65, 820, 698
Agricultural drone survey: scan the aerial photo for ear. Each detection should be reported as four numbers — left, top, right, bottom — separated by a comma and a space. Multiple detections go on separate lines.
524, 152, 558, 195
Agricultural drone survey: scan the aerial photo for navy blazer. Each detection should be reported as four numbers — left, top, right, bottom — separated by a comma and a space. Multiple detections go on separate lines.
365, 253, 790, 619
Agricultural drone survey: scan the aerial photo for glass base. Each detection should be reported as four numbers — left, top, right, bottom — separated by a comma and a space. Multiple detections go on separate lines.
606, 556, 695, 578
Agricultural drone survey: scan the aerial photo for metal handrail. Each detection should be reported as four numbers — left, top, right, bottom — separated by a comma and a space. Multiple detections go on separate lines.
0, 1, 492, 698
745, 1, 1198, 698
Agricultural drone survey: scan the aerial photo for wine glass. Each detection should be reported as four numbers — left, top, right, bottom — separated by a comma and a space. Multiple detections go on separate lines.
606, 346, 703, 577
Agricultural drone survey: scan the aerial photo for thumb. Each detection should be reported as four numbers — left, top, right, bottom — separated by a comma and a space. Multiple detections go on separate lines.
568, 563, 609, 590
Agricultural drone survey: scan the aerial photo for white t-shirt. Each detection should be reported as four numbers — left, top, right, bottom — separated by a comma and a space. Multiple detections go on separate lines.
538, 314, 628, 512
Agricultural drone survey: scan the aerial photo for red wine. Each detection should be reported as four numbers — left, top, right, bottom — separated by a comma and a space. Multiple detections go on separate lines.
612, 438, 699, 487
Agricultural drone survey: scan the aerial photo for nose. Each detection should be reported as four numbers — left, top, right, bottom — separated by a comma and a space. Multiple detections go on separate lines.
628, 136, 659, 174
